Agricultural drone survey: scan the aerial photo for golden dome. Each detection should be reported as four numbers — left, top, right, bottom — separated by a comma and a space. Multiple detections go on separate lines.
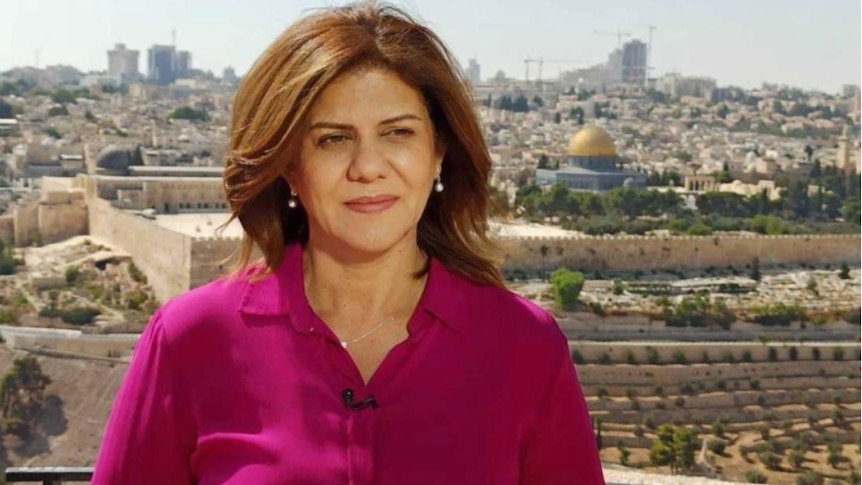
567, 125, 617, 157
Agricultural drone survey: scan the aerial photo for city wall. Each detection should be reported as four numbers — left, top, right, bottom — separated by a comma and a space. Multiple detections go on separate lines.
88, 198, 192, 303
501, 234, 861, 273
0, 215, 14, 246
189, 237, 243, 289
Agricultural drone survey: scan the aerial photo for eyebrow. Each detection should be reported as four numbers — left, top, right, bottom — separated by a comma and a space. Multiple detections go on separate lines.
308, 113, 423, 131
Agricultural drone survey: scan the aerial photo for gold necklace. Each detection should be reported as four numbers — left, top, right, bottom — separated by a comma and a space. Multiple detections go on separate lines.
340, 316, 395, 348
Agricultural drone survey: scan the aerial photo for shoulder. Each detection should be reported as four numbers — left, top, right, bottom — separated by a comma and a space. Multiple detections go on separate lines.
436, 267, 567, 357
153, 270, 258, 344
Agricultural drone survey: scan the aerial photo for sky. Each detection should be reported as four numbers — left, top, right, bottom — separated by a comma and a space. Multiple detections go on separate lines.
2, 0, 860, 93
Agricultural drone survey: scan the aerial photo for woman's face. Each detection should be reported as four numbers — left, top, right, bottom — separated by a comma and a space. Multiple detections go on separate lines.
291, 68, 443, 257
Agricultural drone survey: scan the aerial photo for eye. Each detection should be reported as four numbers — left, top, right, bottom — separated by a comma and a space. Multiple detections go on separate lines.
317, 134, 351, 147
385, 128, 414, 138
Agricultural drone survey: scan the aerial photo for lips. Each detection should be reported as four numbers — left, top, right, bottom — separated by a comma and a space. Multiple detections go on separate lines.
344, 195, 398, 214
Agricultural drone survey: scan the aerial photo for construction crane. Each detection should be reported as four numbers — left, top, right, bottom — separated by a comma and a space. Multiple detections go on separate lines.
593, 29, 631, 50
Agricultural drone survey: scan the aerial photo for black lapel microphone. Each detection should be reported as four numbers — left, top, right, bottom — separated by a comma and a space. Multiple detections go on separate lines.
342, 389, 379, 411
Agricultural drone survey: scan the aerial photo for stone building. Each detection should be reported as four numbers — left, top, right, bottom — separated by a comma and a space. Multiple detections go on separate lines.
536, 124, 646, 192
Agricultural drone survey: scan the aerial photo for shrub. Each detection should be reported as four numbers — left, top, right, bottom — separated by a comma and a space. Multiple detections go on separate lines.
654, 385, 664, 396
711, 419, 726, 438
598, 353, 611, 365
745, 470, 768, 483
571, 349, 585, 364
596, 387, 609, 399
788, 449, 805, 469
65, 267, 80, 284
750, 378, 760, 390
128, 262, 147, 284
708, 439, 726, 455
656, 401, 667, 410
833, 347, 844, 361
618, 445, 631, 466
812, 347, 821, 360
788, 346, 799, 361
742, 350, 752, 362
625, 350, 637, 365
673, 396, 685, 408
672, 350, 688, 365
715, 380, 727, 391
550, 268, 585, 311
633, 425, 645, 437
758, 450, 781, 470
680, 383, 695, 395
60, 306, 101, 325
767, 347, 778, 361
625, 387, 637, 400
796, 471, 824, 485
647, 347, 660, 364
701, 350, 711, 363
724, 351, 736, 364
758, 424, 771, 441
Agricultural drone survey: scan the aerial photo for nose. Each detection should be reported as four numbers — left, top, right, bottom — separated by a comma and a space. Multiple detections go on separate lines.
347, 138, 389, 183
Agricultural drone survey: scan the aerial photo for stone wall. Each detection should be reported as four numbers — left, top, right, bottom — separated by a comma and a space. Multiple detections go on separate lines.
576, 361, 860, 387
0, 215, 14, 246
570, 342, 860, 365
88, 198, 192, 303
189, 237, 243, 289
501, 234, 861, 273
37, 191, 88, 244
13, 201, 39, 247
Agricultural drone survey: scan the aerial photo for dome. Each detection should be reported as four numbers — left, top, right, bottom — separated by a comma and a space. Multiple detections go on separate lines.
568, 125, 617, 157
96, 145, 132, 172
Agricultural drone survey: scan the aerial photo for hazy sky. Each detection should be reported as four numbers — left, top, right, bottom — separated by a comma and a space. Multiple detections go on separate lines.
3, 0, 860, 93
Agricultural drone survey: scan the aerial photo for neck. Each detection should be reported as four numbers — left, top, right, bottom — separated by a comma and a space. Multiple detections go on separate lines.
302, 238, 427, 323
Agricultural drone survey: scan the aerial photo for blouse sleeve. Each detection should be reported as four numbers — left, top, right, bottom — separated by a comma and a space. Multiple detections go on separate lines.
520, 335, 605, 485
91, 309, 196, 485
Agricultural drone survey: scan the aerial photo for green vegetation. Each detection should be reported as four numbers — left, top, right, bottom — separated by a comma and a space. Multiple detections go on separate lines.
749, 302, 807, 326
745, 470, 768, 483
649, 424, 699, 474
168, 106, 210, 122
658, 293, 735, 329
550, 268, 584, 311
0, 356, 51, 439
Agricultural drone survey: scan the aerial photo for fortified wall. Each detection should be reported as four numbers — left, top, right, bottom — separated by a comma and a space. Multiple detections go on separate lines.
88, 198, 191, 303
500, 234, 861, 273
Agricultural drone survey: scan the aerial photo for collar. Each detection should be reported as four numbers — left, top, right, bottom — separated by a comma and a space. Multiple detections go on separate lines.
237, 244, 472, 334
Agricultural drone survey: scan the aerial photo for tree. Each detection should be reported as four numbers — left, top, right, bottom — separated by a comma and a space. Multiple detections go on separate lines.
618, 446, 631, 466
0, 356, 51, 439
796, 471, 824, 485
553, 112, 562, 124
805, 145, 815, 162
788, 449, 806, 469
649, 424, 699, 474
550, 268, 585, 311
750, 258, 762, 281
745, 470, 768, 483
839, 262, 851, 280
168, 106, 210, 122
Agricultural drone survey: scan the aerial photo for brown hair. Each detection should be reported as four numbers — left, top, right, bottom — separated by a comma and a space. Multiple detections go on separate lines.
223, 1, 504, 287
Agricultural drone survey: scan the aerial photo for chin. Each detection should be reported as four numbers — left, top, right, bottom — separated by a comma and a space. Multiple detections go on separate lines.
331, 227, 416, 258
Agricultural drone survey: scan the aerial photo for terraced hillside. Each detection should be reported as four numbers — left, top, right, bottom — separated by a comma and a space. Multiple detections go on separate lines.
574, 343, 861, 484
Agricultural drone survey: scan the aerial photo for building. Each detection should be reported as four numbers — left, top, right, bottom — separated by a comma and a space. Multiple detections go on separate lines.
535, 125, 646, 192
148, 45, 176, 86
176, 50, 192, 79
658, 74, 716, 99
621, 40, 647, 85
223, 67, 238, 84
107, 43, 140, 82
466, 59, 481, 86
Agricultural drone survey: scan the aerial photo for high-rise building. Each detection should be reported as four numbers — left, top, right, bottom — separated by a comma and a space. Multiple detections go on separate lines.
107, 43, 140, 81
842, 84, 860, 98
466, 59, 481, 85
148, 45, 176, 86
176, 51, 192, 79
223, 67, 238, 84
621, 40, 647, 85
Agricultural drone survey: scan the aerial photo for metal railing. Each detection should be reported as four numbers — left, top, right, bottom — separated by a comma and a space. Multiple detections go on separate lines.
5, 467, 93, 484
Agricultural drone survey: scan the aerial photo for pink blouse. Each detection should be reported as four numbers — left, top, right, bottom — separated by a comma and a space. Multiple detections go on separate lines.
92, 243, 605, 484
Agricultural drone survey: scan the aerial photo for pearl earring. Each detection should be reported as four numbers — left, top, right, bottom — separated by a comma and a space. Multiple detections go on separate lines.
434, 176, 444, 193
288, 189, 298, 208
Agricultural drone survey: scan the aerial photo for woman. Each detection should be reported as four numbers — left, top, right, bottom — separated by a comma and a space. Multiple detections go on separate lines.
92, 2, 605, 484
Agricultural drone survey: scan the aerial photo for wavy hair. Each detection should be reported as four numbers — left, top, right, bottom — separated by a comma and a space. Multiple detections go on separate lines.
223, 1, 504, 287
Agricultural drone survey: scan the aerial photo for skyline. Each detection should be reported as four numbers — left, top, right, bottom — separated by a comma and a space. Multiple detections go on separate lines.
2, 0, 860, 93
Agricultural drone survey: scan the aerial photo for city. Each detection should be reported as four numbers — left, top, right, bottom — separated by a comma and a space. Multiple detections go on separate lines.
0, 4, 860, 484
